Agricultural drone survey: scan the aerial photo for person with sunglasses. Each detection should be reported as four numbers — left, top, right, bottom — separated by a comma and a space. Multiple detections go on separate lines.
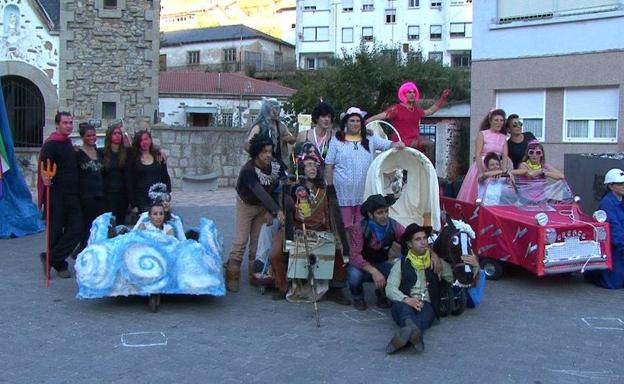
585, 169, 624, 289
506, 114, 536, 169
515, 140, 564, 180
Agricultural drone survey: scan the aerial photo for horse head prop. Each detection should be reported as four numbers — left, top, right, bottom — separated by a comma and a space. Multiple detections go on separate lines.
432, 215, 476, 287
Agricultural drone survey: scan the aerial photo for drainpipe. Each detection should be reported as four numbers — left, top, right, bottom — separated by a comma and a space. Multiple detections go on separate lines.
217, 72, 222, 91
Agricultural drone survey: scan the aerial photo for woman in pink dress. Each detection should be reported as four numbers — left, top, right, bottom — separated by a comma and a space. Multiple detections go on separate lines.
366, 82, 450, 159
457, 109, 510, 202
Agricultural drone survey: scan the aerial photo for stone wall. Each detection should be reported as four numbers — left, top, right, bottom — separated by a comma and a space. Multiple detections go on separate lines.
59, 0, 160, 133
150, 124, 248, 189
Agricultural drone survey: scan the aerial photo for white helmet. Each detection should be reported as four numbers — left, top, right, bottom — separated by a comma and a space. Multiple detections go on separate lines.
604, 168, 624, 185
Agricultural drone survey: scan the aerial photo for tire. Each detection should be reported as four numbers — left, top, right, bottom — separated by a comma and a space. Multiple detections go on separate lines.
481, 258, 503, 280
149, 294, 160, 313
451, 288, 467, 316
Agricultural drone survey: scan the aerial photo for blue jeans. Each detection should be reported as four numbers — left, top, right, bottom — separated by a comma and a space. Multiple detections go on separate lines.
347, 261, 393, 300
391, 301, 435, 335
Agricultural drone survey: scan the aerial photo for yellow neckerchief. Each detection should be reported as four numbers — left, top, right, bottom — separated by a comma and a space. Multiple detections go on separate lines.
345, 134, 361, 142
524, 160, 542, 171
406, 249, 431, 271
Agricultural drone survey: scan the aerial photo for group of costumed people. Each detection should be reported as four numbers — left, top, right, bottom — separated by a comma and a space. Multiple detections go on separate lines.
457, 109, 624, 289
221, 84, 486, 354
37, 113, 172, 278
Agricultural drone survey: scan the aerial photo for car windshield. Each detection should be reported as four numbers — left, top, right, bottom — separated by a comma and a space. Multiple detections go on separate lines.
479, 178, 574, 208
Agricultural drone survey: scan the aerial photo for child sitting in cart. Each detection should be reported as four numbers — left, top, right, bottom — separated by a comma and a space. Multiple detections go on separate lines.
133, 183, 186, 240
138, 203, 175, 236
478, 152, 514, 205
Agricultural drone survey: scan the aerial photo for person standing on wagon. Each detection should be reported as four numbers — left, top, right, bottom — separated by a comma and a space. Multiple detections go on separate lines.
37, 112, 83, 279
366, 82, 450, 159
224, 133, 286, 292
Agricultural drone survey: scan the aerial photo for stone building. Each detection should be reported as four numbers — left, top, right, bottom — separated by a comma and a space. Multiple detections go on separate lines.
60, 0, 160, 134
0, 0, 160, 187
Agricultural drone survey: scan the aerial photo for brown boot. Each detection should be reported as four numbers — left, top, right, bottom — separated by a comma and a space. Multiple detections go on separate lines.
225, 261, 241, 293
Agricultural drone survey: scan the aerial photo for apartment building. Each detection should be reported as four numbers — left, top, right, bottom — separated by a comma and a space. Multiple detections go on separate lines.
295, 0, 473, 69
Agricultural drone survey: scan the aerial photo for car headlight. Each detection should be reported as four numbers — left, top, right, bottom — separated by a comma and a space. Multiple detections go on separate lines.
594, 227, 607, 242
593, 210, 607, 223
545, 228, 557, 244
535, 212, 549, 226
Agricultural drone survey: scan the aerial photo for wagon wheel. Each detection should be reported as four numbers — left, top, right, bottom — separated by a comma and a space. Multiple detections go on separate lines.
481, 258, 503, 280
451, 288, 467, 316
149, 294, 160, 313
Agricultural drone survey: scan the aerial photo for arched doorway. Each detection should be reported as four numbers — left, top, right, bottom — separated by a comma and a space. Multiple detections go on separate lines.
1, 75, 45, 147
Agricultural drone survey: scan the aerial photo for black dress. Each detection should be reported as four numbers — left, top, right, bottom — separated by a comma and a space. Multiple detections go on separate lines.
76, 148, 106, 248
127, 154, 171, 213
103, 150, 129, 225
507, 132, 536, 169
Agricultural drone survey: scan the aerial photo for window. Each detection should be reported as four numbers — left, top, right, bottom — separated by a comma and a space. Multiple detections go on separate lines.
302, 27, 329, 41
430, 25, 442, 40
102, 102, 116, 119
342, 27, 354, 43
431, 1, 442, 7
222, 112, 234, 127
382, 49, 400, 62
362, 0, 374, 11
342, 0, 353, 11
305, 58, 315, 69
187, 50, 200, 65
496, 90, 545, 140
103, 0, 117, 8
223, 48, 236, 63
451, 52, 471, 67
303, 0, 317, 11
497, 0, 615, 23
564, 87, 619, 142
385, 9, 396, 23
407, 25, 420, 40
159, 54, 167, 71
408, 0, 420, 7
362, 27, 373, 42
450, 22, 472, 38
245, 51, 262, 70
428, 51, 443, 62
274, 51, 283, 70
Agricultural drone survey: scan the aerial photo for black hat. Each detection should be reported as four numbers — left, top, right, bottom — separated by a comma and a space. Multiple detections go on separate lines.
401, 223, 433, 248
360, 194, 397, 216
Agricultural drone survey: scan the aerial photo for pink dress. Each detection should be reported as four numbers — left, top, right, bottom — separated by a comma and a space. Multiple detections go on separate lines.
457, 130, 507, 202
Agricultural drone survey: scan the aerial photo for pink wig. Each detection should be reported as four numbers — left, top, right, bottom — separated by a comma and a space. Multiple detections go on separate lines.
398, 81, 420, 103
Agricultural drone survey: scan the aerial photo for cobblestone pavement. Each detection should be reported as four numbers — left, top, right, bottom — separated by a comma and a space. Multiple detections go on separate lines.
1, 204, 623, 384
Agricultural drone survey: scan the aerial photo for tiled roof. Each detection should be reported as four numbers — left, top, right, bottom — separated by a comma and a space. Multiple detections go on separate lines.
159, 71, 296, 97
35, 0, 60, 29
162, 24, 294, 47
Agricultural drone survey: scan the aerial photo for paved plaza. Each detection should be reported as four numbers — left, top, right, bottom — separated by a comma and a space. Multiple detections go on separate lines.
1, 193, 624, 384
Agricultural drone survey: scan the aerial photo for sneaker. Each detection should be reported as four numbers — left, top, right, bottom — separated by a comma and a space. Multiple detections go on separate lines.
353, 298, 367, 311
325, 288, 352, 306
57, 269, 71, 279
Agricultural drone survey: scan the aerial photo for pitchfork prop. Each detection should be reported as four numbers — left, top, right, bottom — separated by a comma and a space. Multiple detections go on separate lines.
40, 159, 57, 288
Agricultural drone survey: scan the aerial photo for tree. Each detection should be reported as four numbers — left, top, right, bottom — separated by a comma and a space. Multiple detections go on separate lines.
282, 45, 470, 122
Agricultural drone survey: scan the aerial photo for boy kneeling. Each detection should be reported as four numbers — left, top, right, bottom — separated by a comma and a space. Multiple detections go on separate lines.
385, 223, 478, 354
